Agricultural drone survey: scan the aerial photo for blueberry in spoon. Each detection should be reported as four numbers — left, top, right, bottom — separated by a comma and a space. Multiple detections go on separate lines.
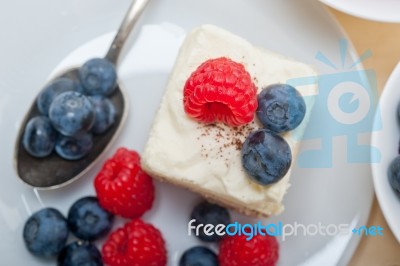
14, 0, 151, 189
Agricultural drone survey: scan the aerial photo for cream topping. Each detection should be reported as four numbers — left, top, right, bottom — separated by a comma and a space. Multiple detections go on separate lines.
142, 24, 317, 216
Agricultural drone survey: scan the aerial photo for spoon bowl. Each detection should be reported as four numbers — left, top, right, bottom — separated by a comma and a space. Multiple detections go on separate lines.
14, 68, 127, 188
14, 0, 150, 189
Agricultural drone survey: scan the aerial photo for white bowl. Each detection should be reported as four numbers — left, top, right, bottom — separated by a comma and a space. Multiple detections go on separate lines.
372, 62, 400, 243
320, 0, 400, 23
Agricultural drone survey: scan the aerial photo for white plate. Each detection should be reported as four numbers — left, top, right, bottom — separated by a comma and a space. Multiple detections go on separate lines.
0, 0, 374, 265
372, 62, 400, 243
320, 0, 400, 23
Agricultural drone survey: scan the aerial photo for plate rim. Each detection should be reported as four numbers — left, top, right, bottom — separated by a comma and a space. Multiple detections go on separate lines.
319, 0, 400, 23
371, 61, 400, 243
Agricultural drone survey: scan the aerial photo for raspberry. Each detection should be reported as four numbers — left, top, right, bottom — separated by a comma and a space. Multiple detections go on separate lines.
183, 57, 258, 127
102, 219, 167, 266
219, 234, 279, 266
113, 147, 140, 169
94, 148, 154, 219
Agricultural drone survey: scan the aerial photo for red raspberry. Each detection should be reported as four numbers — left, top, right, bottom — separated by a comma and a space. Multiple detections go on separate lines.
183, 57, 258, 126
113, 147, 141, 169
94, 148, 154, 219
101, 228, 131, 266
219, 234, 279, 266
102, 219, 167, 266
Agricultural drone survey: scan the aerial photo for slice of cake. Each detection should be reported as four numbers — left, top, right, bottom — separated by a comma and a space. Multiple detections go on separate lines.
141, 24, 317, 217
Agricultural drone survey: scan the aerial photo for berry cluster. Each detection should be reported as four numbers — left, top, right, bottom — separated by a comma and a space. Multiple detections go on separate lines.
183, 58, 306, 186
22, 58, 117, 160
180, 201, 279, 266
95, 148, 165, 266
241, 84, 306, 186
23, 197, 112, 265
23, 147, 166, 266
23, 146, 281, 265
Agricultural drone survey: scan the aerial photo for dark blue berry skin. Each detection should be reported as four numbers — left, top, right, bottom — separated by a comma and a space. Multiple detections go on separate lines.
242, 129, 292, 185
37, 78, 83, 115
55, 133, 93, 160
78, 58, 117, 96
397, 103, 400, 124
67, 197, 113, 241
179, 246, 218, 266
23, 208, 69, 257
190, 201, 230, 242
257, 84, 306, 133
398, 139, 400, 154
58, 241, 103, 266
49, 91, 95, 137
388, 156, 400, 193
89, 95, 116, 134
22, 116, 56, 158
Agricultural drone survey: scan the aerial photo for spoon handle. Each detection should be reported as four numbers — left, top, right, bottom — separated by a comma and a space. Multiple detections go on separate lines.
105, 0, 151, 65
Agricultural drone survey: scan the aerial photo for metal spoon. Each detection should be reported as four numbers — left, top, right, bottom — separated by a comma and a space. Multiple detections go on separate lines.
14, 0, 151, 189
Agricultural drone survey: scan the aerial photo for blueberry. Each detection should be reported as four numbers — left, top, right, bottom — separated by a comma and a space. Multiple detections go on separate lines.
23, 208, 69, 257
55, 133, 93, 160
49, 91, 95, 136
22, 116, 56, 158
257, 84, 306, 133
179, 246, 218, 266
89, 95, 116, 134
58, 241, 103, 266
389, 156, 400, 193
398, 139, 400, 154
241, 129, 292, 185
67, 196, 113, 241
79, 58, 117, 96
397, 102, 400, 123
190, 201, 230, 242
37, 78, 83, 115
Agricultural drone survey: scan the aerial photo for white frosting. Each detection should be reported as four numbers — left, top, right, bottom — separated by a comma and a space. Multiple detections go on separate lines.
142, 25, 317, 216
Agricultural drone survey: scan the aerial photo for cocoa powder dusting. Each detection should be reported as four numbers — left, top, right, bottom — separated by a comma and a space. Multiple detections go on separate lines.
196, 122, 256, 159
